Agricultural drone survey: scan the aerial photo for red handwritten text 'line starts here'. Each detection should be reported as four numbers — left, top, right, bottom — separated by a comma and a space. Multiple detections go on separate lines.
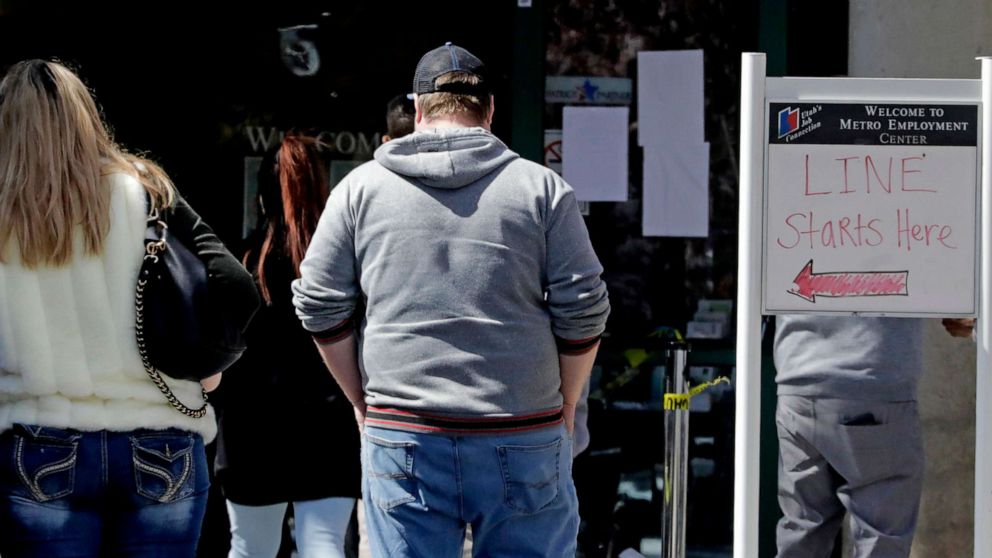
775, 209, 955, 252
774, 151, 958, 252
802, 153, 936, 196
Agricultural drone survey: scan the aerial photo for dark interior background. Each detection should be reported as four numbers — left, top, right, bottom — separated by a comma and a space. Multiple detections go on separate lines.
0, 1, 517, 242
0, 1, 849, 554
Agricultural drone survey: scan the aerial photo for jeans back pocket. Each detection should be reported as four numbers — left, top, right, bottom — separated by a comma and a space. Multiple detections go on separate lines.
131, 431, 196, 503
497, 437, 562, 514
365, 434, 417, 511
12, 424, 80, 503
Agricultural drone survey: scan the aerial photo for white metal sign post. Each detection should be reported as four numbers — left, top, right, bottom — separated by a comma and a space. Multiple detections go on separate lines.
977, 56, 992, 558
733, 52, 765, 558
735, 52, 984, 558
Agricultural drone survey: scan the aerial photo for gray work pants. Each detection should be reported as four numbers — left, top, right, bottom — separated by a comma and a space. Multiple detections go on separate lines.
776, 395, 924, 558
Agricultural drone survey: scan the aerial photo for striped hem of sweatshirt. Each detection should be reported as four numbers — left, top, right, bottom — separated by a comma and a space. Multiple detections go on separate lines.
364, 406, 563, 434
312, 317, 355, 345
555, 334, 601, 355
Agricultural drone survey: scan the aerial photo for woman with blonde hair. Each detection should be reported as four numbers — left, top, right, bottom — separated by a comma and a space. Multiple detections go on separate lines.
0, 59, 258, 557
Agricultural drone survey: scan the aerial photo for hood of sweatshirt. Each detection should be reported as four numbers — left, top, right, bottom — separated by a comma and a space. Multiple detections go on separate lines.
373, 127, 519, 189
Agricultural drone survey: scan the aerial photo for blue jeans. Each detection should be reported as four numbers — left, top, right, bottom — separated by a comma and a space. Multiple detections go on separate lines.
0, 424, 209, 558
362, 424, 578, 558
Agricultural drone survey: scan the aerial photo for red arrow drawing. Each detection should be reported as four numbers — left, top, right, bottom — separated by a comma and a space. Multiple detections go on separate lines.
787, 260, 909, 302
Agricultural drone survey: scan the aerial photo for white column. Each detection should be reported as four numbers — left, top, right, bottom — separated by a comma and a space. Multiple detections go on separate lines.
975, 55, 992, 558
734, 52, 766, 558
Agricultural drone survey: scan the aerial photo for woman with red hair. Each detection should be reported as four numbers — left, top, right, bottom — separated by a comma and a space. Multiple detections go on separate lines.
213, 135, 361, 558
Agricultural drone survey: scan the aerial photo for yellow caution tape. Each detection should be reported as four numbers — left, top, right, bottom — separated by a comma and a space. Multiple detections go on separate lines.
649, 327, 684, 341
623, 348, 650, 369
663, 376, 731, 411
663, 394, 691, 411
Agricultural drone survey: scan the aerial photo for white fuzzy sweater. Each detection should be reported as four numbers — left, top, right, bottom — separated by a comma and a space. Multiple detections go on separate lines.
0, 172, 216, 441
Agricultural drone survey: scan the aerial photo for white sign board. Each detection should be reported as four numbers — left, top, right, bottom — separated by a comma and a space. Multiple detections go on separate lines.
563, 106, 629, 202
637, 50, 705, 147
762, 101, 979, 316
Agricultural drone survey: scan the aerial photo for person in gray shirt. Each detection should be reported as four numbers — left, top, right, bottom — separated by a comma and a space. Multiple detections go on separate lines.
774, 315, 926, 557
292, 43, 609, 557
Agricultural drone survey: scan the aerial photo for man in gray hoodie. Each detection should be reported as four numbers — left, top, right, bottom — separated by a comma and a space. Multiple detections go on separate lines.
292, 43, 609, 557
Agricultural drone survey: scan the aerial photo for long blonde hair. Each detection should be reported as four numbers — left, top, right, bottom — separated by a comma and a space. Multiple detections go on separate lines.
0, 60, 176, 268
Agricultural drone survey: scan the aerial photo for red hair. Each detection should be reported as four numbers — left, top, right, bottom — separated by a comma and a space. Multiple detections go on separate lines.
251, 134, 328, 304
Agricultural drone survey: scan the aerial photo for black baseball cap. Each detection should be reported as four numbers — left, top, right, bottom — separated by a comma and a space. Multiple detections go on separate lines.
412, 42, 490, 97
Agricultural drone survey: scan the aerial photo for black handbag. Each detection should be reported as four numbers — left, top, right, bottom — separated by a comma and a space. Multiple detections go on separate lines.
136, 198, 249, 418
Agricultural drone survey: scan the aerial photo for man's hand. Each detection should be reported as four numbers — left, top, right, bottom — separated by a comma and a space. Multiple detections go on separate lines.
562, 402, 576, 435
313, 334, 367, 433
942, 318, 976, 338
559, 342, 599, 437
353, 400, 368, 433
200, 373, 222, 392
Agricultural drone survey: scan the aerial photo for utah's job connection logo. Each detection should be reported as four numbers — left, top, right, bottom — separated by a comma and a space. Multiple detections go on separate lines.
778, 106, 799, 138
773, 104, 823, 143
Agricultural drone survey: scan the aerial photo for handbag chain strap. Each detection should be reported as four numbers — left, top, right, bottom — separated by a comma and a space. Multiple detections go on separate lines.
136, 218, 209, 419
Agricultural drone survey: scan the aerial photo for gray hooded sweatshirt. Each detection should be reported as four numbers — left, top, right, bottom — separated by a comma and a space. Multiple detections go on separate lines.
292, 128, 610, 417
